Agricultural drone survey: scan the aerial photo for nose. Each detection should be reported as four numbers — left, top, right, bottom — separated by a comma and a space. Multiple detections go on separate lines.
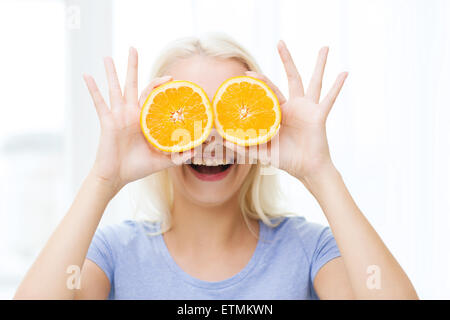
199, 128, 225, 158
202, 128, 221, 146
191, 129, 235, 164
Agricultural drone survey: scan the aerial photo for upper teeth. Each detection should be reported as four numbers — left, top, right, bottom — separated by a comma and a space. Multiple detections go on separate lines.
191, 158, 233, 166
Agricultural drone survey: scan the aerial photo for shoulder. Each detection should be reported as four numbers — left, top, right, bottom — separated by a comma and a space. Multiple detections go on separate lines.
94, 219, 160, 249
266, 215, 330, 239
263, 215, 335, 256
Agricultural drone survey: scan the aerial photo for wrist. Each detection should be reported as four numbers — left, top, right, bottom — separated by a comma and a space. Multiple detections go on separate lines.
297, 162, 342, 195
86, 169, 123, 200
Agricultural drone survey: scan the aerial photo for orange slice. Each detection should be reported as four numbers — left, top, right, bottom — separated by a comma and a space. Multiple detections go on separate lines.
140, 80, 213, 152
212, 76, 281, 146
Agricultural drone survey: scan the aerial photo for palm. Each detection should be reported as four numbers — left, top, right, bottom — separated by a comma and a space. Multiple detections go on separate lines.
276, 98, 330, 178
98, 107, 171, 185
83, 48, 177, 190
118, 123, 167, 181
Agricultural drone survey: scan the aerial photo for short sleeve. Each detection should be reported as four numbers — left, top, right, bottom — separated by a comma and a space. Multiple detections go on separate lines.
310, 226, 341, 283
86, 227, 115, 283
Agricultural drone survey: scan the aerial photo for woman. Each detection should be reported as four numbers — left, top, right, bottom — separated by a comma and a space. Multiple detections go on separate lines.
14, 34, 418, 299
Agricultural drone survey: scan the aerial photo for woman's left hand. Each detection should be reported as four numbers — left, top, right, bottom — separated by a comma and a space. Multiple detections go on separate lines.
243, 41, 348, 182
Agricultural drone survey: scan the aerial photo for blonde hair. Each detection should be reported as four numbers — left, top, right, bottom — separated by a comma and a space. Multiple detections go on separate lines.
130, 33, 291, 237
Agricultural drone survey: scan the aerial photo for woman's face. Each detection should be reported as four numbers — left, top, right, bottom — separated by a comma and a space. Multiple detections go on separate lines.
165, 55, 253, 206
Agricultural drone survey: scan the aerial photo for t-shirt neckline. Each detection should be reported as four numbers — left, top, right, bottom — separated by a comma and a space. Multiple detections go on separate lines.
156, 219, 268, 290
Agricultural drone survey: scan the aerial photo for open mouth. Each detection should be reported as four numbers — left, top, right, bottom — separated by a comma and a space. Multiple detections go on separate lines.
187, 163, 233, 181
189, 163, 232, 174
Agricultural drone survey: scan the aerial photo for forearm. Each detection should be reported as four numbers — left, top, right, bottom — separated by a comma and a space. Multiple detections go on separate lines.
300, 164, 418, 299
14, 172, 117, 299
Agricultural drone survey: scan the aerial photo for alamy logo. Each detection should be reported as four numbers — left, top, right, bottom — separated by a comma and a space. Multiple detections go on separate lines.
66, 5, 81, 30
366, 265, 381, 290
66, 265, 81, 290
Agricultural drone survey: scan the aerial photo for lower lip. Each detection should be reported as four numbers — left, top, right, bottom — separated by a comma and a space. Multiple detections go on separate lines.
188, 165, 233, 182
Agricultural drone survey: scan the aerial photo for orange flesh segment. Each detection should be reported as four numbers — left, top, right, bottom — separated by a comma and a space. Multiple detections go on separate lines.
215, 81, 278, 141
144, 85, 210, 149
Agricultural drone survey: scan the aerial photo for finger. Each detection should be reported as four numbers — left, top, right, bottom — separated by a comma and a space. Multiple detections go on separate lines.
180, 149, 195, 163
171, 149, 194, 165
103, 56, 124, 110
245, 71, 287, 105
321, 72, 348, 116
277, 40, 304, 98
138, 75, 173, 108
124, 47, 138, 106
82, 73, 109, 119
306, 46, 329, 103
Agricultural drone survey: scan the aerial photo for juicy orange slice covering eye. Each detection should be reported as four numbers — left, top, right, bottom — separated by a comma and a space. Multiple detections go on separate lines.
213, 76, 281, 146
140, 80, 213, 152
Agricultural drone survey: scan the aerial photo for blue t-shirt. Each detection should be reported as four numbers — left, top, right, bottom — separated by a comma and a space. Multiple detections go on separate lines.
86, 216, 341, 299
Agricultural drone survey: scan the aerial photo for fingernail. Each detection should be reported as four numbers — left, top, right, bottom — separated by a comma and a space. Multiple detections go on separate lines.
159, 75, 172, 81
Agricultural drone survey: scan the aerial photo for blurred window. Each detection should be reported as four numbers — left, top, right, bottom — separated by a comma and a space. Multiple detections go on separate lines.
0, 0, 65, 298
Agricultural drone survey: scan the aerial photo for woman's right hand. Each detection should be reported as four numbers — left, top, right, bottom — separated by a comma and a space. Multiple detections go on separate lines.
83, 47, 186, 195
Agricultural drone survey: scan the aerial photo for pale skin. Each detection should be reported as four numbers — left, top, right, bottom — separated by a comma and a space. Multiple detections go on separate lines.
14, 41, 418, 299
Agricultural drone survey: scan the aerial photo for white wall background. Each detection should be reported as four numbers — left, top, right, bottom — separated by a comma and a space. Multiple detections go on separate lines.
0, 0, 449, 299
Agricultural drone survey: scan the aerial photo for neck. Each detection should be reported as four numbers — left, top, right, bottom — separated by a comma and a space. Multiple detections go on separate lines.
167, 190, 258, 252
